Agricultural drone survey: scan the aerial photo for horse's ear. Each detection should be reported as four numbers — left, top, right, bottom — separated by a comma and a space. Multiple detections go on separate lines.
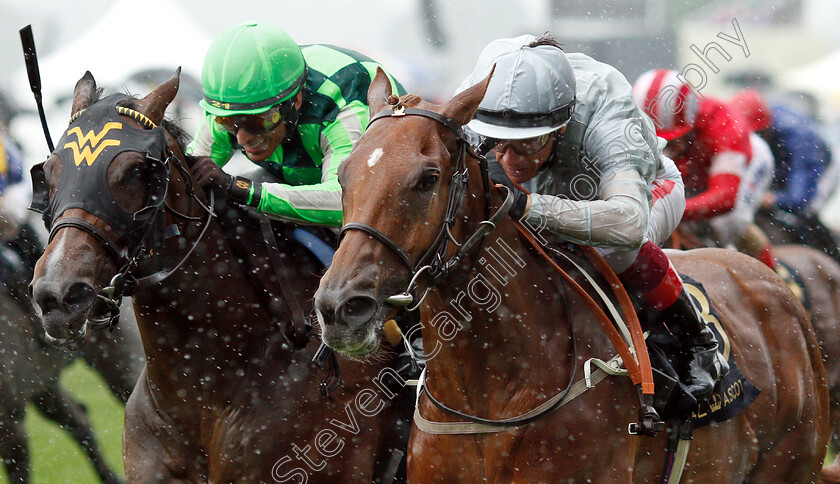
136, 67, 181, 125
367, 67, 393, 117
70, 71, 97, 116
440, 65, 495, 126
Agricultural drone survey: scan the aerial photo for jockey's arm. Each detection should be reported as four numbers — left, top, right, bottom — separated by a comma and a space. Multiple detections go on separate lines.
682, 151, 745, 221
186, 114, 236, 166
254, 102, 366, 227
526, 169, 650, 249
523, 91, 660, 249
187, 103, 367, 227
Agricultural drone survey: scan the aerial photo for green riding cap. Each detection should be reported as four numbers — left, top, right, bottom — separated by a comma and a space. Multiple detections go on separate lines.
200, 22, 307, 116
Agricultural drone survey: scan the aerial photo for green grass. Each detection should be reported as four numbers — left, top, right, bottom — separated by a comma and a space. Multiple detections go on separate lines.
0, 360, 125, 484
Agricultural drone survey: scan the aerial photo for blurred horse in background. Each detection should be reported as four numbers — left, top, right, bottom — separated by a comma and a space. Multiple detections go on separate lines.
0, 143, 143, 483
0, 293, 141, 483
671, 222, 840, 451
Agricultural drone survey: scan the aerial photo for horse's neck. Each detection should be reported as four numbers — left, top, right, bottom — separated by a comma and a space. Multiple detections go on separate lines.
420, 221, 583, 412
133, 217, 277, 376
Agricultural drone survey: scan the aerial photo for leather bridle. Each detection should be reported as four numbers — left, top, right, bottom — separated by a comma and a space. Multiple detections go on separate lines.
31, 103, 216, 329
338, 103, 512, 310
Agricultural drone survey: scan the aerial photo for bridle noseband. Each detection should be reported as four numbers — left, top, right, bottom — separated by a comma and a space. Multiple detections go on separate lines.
338, 103, 513, 310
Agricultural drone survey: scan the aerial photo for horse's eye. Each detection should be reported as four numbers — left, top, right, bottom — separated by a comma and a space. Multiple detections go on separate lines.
124, 165, 147, 186
416, 171, 439, 192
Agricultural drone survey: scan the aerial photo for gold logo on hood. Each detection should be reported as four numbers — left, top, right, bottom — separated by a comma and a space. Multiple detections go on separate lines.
63, 122, 123, 166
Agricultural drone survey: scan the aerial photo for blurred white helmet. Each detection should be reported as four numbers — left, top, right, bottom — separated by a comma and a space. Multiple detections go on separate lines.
457, 34, 576, 140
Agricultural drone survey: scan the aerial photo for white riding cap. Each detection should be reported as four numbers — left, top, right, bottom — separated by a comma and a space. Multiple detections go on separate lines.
457, 34, 576, 140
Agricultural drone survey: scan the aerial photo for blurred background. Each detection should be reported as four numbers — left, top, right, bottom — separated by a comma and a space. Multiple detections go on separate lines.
4, 0, 840, 150
1, 0, 840, 481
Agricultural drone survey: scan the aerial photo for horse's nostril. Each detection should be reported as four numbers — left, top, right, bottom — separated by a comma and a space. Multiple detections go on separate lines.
63, 282, 96, 310
338, 296, 378, 330
33, 281, 61, 315
37, 293, 59, 314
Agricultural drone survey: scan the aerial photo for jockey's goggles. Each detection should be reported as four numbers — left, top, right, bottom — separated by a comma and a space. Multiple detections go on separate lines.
492, 133, 553, 156
214, 103, 286, 135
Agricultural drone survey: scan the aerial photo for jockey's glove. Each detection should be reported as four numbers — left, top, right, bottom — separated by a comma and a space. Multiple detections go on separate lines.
488, 161, 528, 219
191, 156, 261, 208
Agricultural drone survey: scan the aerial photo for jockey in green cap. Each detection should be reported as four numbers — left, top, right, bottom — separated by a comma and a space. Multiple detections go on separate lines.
188, 22, 405, 227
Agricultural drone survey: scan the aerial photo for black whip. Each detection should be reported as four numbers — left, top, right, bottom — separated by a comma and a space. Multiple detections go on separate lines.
19, 25, 54, 152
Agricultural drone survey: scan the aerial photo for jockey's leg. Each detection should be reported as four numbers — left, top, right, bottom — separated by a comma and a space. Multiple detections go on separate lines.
599, 163, 727, 407
710, 136, 777, 268
738, 223, 777, 269
706, 207, 778, 269
611, 242, 729, 408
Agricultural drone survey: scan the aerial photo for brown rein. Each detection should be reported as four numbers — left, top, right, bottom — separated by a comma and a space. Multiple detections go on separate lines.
512, 221, 655, 395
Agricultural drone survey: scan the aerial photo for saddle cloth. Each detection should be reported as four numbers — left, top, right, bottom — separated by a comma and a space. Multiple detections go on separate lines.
648, 276, 761, 429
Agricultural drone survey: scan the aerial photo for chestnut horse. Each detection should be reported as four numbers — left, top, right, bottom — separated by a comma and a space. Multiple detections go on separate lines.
314, 69, 831, 482
29, 71, 410, 482
672, 223, 840, 450
775, 246, 840, 448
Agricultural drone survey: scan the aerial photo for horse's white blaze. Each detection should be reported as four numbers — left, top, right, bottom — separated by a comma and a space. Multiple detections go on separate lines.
45, 230, 68, 276
367, 148, 384, 167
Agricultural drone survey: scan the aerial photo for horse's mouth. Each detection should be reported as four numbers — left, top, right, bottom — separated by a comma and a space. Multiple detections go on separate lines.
342, 336, 382, 356
43, 320, 89, 350
319, 315, 384, 357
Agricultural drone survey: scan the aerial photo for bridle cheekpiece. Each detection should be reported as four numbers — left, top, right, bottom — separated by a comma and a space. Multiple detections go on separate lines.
338, 100, 513, 310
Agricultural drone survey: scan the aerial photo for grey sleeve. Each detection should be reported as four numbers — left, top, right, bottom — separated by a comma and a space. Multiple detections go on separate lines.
525, 169, 650, 249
